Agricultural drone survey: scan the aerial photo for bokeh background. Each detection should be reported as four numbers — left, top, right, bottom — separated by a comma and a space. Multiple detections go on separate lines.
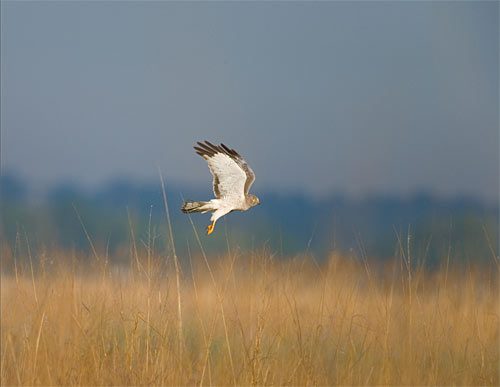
1, 1, 498, 263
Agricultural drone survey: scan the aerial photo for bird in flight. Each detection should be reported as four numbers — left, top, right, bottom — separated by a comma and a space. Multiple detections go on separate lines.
181, 141, 260, 235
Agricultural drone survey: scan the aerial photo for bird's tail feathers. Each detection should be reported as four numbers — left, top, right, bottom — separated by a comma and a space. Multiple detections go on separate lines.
181, 200, 213, 214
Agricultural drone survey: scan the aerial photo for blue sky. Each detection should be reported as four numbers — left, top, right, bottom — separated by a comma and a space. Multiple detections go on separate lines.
1, 1, 498, 202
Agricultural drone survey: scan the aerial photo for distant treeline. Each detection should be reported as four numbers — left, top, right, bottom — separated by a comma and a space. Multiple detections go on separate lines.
1, 173, 498, 266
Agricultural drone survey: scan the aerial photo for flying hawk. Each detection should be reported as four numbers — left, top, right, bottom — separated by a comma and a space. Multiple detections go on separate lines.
181, 141, 260, 235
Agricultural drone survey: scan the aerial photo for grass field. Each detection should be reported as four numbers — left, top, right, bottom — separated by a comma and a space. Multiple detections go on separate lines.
1, 238, 498, 386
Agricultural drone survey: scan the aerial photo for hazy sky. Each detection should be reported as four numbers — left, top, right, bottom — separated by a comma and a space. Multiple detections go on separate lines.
1, 1, 498, 201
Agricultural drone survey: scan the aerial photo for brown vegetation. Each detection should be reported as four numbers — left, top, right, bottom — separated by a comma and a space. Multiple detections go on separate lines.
1, 241, 498, 386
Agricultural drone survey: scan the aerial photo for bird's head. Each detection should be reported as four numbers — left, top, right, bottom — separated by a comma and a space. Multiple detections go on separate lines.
248, 194, 261, 207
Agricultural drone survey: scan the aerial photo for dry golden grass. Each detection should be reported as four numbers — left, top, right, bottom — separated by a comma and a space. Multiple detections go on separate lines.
1, 245, 499, 386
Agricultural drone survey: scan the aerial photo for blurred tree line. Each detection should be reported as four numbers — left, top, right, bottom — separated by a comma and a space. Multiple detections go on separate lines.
1, 173, 498, 267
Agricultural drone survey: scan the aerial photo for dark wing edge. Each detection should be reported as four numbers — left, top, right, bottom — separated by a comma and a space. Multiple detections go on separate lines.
240, 161, 255, 195
193, 140, 256, 195
220, 143, 255, 194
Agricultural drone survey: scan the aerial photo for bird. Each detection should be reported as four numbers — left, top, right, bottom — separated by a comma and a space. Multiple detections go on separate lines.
181, 141, 260, 235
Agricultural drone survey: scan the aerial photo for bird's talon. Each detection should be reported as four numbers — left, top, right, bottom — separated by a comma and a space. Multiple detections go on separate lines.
206, 222, 215, 235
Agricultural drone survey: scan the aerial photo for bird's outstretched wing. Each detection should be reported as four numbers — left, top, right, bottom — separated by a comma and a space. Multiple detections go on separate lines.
194, 141, 256, 199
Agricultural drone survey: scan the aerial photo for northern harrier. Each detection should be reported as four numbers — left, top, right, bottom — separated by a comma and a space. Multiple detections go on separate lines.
181, 141, 260, 235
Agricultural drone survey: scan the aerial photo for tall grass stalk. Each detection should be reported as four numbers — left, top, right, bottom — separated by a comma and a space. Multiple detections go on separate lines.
159, 169, 183, 368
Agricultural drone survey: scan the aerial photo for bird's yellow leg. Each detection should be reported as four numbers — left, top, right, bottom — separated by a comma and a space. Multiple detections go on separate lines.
206, 221, 216, 235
